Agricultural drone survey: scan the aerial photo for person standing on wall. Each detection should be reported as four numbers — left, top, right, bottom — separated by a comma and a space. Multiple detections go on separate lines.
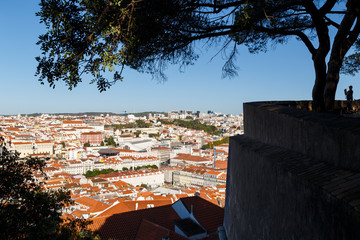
344, 85, 353, 112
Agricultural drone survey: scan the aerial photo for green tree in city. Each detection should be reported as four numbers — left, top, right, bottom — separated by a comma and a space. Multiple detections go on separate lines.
148, 133, 159, 138
85, 168, 117, 177
0, 145, 97, 239
84, 142, 91, 147
135, 120, 151, 128
104, 136, 116, 146
60, 141, 66, 148
203, 137, 230, 149
134, 130, 141, 138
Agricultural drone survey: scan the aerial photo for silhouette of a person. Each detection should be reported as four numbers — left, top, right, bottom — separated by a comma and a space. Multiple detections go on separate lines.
344, 85, 353, 112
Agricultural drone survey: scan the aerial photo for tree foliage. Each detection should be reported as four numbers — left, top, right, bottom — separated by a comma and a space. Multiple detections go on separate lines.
105, 120, 151, 130
37, 0, 360, 111
132, 165, 158, 170
134, 130, 141, 137
104, 136, 116, 146
148, 133, 160, 138
105, 123, 137, 129
135, 120, 151, 128
203, 136, 230, 148
0, 146, 95, 239
159, 119, 221, 135
84, 168, 118, 177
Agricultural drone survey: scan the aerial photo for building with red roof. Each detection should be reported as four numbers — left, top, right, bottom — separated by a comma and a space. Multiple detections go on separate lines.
89, 196, 224, 240
80, 132, 103, 145
171, 153, 212, 166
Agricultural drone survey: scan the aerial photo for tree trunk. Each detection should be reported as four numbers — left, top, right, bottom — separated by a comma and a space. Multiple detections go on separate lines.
312, 55, 327, 112
324, 61, 342, 111
324, 1, 360, 111
311, 32, 330, 112
302, 1, 330, 112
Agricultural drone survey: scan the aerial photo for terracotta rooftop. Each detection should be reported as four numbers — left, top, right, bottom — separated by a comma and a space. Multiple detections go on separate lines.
95, 202, 132, 218
75, 196, 110, 213
112, 180, 133, 188
89, 196, 224, 240
135, 219, 188, 240
152, 146, 170, 150
174, 154, 210, 162
63, 120, 82, 124
90, 204, 179, 239
215, 160, 228, 169
180, 196, 224, 234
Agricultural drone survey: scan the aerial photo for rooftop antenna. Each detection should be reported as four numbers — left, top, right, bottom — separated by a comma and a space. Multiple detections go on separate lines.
120, 110, 127, 118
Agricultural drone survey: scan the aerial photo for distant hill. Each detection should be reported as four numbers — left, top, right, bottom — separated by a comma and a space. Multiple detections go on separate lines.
130, 112, 168, 117
3, 111, 167, 117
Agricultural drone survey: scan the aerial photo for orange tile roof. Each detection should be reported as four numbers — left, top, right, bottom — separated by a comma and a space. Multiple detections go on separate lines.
112, 180, 133, 188
71, 209, 88, 218
13, 142, 32, 145
136, 191, 154, 198
89, 204, 179, 240
152, 147, 170, 150
6, 127, 20, 131
81, 131, 102, 135
205, 170, 222, 176
180, 196, 224, 234
215, 160, 228, 169
74, 197, 110, 213
63, 120, 82, 124
122, 199, 173, 211
135, 219, 188, 240
174, 153, 210, 162
35, 140, 52, 144
95, 202, 132, 218
121, 189, 134, 195
89, 196, 223, 240
218, 173, 227, 180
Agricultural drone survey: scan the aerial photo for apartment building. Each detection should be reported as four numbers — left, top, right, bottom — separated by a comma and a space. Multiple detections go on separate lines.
80, 132, 103, 145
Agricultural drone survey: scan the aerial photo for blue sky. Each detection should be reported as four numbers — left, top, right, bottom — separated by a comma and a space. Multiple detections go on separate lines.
0, 1, 358, 115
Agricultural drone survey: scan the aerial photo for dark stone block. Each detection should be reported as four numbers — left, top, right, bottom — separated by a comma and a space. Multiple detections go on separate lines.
224, 102, 360, 239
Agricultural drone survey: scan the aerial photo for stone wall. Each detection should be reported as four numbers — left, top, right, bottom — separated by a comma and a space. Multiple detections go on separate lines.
244, 101, 360, 171
224, 102, 360, 239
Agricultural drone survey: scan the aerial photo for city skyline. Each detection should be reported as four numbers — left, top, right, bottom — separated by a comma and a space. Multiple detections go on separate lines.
1, 1, 359, 115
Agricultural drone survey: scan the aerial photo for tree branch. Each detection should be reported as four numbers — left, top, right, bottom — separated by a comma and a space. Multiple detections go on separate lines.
303, 0, 330, 57
324, 16, 340, 28
319, 0, 338, 15
186, 0, 247, 11
343, 15, 360, 56
295, 31, 317, 55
